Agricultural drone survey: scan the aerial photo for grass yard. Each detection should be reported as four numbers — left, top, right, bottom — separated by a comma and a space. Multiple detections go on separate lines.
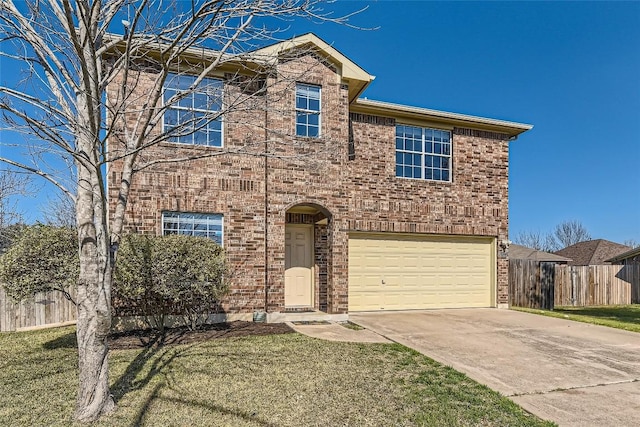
513, 305, 640, 333
0, 325, 554, 426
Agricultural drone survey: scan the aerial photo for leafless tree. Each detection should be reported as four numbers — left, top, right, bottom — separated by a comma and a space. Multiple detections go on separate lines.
0, 0, 363, 421
512, 230, 549, 251
0, 169, 30, 227
42, 191, 76, 227
546, 220, 592, 251
0, 169, 30, 251
622, 239, 639, 249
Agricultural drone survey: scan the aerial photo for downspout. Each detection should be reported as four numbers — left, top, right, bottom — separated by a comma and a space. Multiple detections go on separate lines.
263, 78, 269, 313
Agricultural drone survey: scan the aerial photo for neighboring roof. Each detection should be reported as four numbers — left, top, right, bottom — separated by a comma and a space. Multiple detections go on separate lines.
250, 33, 375, 102
605, 246, 640, 263
509, 244, 572, 263
351, 98, 533, 137
554, 239, 633, 266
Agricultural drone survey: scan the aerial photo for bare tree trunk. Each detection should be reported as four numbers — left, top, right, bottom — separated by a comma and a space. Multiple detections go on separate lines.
74, 158, 115, 420
74, 162, 115, 421
74, 9, 115, 419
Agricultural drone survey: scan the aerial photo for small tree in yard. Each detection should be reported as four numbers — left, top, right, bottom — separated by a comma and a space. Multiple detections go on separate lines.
113, 234, 228, 333
0, 224, 78, 302
0, 0, 359, 420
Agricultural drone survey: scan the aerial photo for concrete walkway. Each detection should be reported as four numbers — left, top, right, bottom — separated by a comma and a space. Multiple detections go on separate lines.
351, 309, 640, 427
287, 321, 391, 343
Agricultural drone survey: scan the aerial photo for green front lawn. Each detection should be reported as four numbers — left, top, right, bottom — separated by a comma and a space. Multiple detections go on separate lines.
513, 305, 640, 333
0, 326, 553, 426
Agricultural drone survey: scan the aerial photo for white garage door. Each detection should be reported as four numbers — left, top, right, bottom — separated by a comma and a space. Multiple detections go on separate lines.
349, 233, 495, 311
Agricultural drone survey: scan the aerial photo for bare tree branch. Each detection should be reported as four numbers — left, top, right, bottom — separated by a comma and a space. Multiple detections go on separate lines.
0, 0, 363, 421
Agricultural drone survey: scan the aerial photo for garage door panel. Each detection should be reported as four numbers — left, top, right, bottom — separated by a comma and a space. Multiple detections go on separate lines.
349, 234, 494, 311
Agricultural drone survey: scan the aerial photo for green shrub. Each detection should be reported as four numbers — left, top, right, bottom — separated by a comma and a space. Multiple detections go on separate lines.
0, 224, 78, 302
113, 234, 229, 331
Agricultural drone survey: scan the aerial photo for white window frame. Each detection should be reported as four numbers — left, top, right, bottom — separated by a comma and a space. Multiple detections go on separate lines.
162, 74, 224, 147
395, 124, 452, 182
295, 83, 321, 138
161, 211, 224, 246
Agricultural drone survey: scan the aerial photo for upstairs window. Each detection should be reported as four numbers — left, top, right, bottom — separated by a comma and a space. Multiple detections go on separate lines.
295, 83, 321, 137
395, 125, 452, 182
162, 211, 223, 246
163, 74, 223, 147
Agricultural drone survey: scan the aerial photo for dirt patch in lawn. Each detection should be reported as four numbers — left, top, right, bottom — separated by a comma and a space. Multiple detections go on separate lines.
108, 321, 294, 349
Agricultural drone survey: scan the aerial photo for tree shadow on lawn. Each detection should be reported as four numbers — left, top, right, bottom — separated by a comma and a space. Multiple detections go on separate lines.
555, 306, 640, 324
129, 383, 278, 427
110, 334, 186, 403
42, 331, 77, 349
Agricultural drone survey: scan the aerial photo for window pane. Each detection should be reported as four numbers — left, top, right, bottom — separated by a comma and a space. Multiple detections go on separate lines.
163, 88, 176, 104
308, 113, 319, 126
413, 167, 421, 179
296, 124, 306, 137
209, 129, 222, 147
442, 170, 450, 181
396, 165, 403, 176
164, 109, 178, 128
177, 94, 192, 109
308, 98, 320, 112
307, 125, 319, 137
194, 129, 207, 145
425, 168, 433, 180
193, 92, 208, 110
404, 140, 413, 151
433, 169, 441, 181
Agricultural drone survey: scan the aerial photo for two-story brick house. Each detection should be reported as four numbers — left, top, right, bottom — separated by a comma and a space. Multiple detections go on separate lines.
110, 33, 532, 321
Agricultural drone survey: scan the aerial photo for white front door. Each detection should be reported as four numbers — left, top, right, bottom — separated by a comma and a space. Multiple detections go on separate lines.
285, 225, 313, 307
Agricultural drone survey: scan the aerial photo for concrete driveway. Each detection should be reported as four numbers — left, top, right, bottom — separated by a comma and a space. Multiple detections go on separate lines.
351, 309, 640, 427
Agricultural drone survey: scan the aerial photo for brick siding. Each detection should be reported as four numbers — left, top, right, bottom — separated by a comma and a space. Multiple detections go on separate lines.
108, 52, 511, 315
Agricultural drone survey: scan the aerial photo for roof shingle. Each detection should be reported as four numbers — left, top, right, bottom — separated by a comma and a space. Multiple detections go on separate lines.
554, 239, 632, 266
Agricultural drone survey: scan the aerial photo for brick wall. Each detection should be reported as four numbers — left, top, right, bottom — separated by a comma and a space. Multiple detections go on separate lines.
108, 51, 511, 314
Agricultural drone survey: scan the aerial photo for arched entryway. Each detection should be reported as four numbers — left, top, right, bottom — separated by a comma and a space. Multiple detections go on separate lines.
284, 203, 332, 312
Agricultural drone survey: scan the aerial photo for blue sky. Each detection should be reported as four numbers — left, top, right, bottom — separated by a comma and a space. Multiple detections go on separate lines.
1, 1, 639, 244
281, 0, 639, 244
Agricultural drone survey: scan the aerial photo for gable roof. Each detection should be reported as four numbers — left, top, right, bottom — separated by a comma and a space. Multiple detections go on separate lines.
250, 33, 375, 102
605, 246, 640, 263
509, 244, 572, 263
554, 239, 633, 266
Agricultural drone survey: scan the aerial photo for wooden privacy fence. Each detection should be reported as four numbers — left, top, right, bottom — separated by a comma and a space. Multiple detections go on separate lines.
0, 287, 77, 332
555, 264, 640, 307
509, 260, 640, 309
509, 260, 556, 310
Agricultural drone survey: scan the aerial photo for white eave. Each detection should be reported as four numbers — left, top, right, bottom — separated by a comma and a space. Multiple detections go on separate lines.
352, 98, 533, 137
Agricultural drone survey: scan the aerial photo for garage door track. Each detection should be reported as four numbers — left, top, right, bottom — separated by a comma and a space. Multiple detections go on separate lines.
351, 309, 640, 427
